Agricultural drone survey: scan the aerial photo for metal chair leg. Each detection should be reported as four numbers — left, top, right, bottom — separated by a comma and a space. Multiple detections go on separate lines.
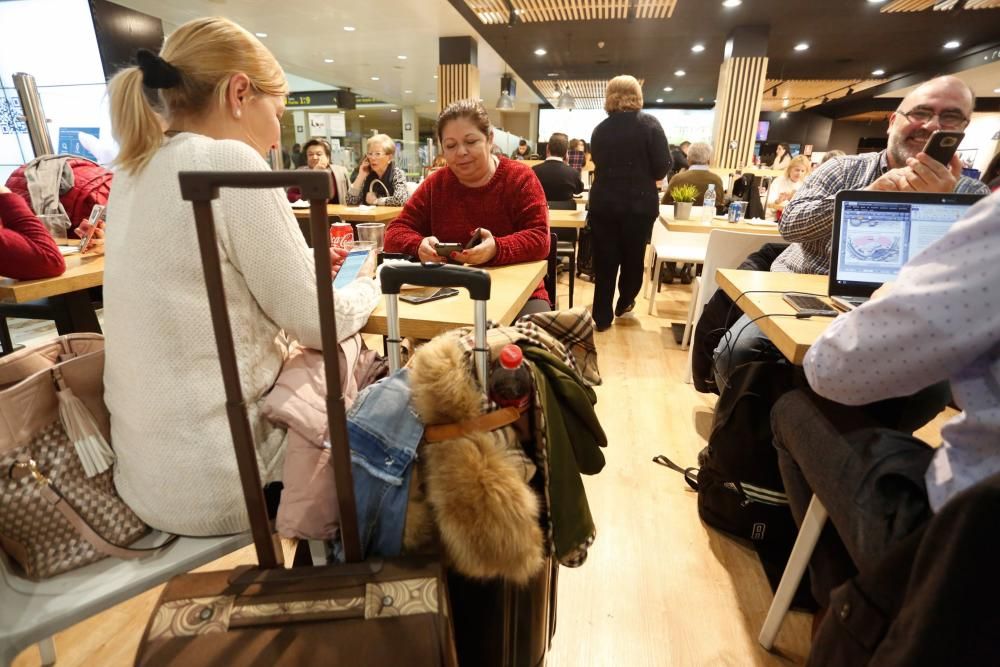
37, 637, 56, 666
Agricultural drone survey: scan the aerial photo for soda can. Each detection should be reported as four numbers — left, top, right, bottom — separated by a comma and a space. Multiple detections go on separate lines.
728, 201, 746, 223
330, 222, 354, 249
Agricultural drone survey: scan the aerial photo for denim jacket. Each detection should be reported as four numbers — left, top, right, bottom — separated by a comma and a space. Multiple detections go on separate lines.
339, 368, 423, 558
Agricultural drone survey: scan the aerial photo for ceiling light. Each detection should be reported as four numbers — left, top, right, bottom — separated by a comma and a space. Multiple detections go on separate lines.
722, 0, 742, 6
943, 40, 960, 49
782, 98, 790, 107
497, 92, 515, 110
663, 86, 673, 92
433, 75, 438, 79
358, 114, 366, 118
822, 96, 829, 103
404, 89, 412, 93
343, 26, 356, 31
429, 99, 436, 103
872, 68, 885, 76
994, 87, 1000, 93
547, 72, 559, 77
779, 112, 787, 119
866, 0, 887, 3
772, 87, 778, 97
656, 98, 663, 103
846, 87, 855, 96
691, 43, 705, 53
674, 69, 686, 76
324, 58, 334, 64
254, 32, 267, 38
391, 109, 398, 113
794, 42, 809, 51
370, 76, 380, 81
534, 48, 547, 56
398, 55, 407, 60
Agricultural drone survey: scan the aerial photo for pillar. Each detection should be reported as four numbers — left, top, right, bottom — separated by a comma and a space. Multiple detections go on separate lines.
402, 106, 418, 173
438, 36, 479, 113
711, 26, 769, 169
528, 103, 539, 151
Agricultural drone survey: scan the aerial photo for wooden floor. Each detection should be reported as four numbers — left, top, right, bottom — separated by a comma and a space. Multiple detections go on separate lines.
10, 270, 818, 666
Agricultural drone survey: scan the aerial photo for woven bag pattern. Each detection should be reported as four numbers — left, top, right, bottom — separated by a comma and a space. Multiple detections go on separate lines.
0, 420, 148, 580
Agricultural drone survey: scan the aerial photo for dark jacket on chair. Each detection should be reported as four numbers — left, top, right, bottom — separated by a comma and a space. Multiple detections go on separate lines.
588, 111, 670, 220
532, 159, 584, 202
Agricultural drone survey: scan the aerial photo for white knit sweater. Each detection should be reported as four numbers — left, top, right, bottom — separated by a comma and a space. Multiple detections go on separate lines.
103, 133, 380, 536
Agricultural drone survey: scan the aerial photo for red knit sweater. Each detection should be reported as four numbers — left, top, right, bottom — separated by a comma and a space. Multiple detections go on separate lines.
385, 157, 551, 301
0, 192, 65, 280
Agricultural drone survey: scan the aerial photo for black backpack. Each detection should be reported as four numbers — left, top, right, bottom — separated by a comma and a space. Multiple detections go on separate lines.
655, 361, 816, 609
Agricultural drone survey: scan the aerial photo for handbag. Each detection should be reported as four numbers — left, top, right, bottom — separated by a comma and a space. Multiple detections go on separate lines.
0, 334, 161, 580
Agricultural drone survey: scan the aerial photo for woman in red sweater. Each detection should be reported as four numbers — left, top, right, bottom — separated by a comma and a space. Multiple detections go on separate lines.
385, 99, 551, 315
0, 186, 65, 280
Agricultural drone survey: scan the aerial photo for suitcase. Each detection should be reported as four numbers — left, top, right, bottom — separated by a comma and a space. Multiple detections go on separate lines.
380, 264, 559, 667
134, 170, 458, 666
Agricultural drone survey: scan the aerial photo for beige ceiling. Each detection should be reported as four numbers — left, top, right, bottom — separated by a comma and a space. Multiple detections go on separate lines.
463, 0, 677, 24
113, 0, 544, 119
760, 78, 888, 112
876, 58, 1000, 99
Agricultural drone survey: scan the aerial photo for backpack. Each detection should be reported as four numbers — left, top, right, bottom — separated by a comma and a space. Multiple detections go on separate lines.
575, 224, 594, 281
5, 156, 113, 231
655, 361, 816, 609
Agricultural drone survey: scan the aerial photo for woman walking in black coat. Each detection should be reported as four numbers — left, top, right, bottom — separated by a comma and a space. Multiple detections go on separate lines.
588, 75, 671, 330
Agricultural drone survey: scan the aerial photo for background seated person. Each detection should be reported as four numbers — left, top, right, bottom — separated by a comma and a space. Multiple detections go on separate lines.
567, 138, 586, 171
765, 155, 811, 220
102, 17, 380, 536
768, 143, 792, 170
287, 138, 349, 204
660, 142, 725, 208
532, 132, 584, 202
346, 134, 410, 207
384, 99, 551, 317
511, 139, 530, 160
0, 185, 65, 279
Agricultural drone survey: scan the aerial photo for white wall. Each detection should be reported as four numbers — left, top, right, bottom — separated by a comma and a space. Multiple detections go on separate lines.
538, 108, 716, 146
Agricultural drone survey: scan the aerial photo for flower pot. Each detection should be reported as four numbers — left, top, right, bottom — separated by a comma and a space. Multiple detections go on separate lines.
673, 202, 693, 220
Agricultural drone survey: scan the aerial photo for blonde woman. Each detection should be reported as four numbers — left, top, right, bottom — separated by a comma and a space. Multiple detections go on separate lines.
346, 134, 409, 206
102, 17, 379, 535
588, 75, 670, 330
767, 155, 812, 220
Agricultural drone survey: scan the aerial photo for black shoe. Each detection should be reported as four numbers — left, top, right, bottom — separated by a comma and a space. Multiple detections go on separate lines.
614, 300, 636, 317
595, 322, 612, 332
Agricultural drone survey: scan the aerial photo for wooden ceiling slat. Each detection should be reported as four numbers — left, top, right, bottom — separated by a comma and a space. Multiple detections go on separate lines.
880, 0, 1000, 10
463, 0, 675, 23
760, 78, 888, 112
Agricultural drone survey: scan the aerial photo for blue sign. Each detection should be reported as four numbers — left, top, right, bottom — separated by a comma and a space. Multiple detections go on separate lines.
58, 127, 100, 161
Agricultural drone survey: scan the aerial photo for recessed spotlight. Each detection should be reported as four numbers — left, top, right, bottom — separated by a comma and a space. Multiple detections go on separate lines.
398, 55, 407, 60
656, 98, 663, 103
433, 75, 438, 79
780, 112, 788, 119
370, 76, 380, 81
324, 58, 334, 64
343, 26, 356, 31
547, 72, 559, 77
391, 109, 398, 113
943, 40, 960, 49
866, 0, 887, 3
691, 43, 705, 53
404, 89, 412, 93
358, 114, 366, 118
429, 99, 436, 103
871, 68, 885, 76
794, 42, 809, 51
254, 32, 267, 38
534, 48, 547, 56
722, 0, 742, 6
782, 98, 790, 107
663, 86, 673, 92
994, 87, 1000, 93
674, 69, 686, 76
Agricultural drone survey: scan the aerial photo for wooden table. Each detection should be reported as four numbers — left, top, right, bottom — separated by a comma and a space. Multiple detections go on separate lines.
361, 260, 546, 339
0, 255, 104, 304
659, 205, 782, 236
715, 269, 832, 365
292, 204, 402, 223
548, 209, 587, 229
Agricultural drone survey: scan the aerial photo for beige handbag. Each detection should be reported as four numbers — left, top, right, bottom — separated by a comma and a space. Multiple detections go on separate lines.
0, 334, 159, 580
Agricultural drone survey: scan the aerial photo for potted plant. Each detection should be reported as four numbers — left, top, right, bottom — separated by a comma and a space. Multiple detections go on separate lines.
670, 184, 698, 221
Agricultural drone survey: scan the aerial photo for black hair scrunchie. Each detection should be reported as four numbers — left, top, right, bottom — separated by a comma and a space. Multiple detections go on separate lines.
136, 48, 182, 90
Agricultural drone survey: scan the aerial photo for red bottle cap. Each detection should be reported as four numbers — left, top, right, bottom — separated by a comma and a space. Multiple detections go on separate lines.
498, 344, 523, 369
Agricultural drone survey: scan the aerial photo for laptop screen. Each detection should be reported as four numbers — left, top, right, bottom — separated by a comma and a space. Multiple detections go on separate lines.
830, 191, 984, 296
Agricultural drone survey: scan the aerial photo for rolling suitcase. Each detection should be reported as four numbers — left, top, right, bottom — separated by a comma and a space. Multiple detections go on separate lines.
134, 170, 457, 666
379, 265, 559, 667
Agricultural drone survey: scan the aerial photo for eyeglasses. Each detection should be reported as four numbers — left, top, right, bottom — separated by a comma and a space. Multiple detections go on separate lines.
366, 151, 387, 158
896, 107, 969, 130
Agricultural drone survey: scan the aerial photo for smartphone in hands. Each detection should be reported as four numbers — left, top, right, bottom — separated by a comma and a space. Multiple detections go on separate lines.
333, 248, 372, 289
921, 130, 965, 166
78, 204, 105, 252
465, 228, 483, 249
434, 242, 463, 258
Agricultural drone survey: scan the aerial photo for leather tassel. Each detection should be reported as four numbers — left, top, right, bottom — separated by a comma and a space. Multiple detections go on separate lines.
53, 370, 114, 477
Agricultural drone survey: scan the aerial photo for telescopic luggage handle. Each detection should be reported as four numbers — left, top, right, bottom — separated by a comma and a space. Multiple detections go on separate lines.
179, 170, 364, 565
380, 263, 492, 390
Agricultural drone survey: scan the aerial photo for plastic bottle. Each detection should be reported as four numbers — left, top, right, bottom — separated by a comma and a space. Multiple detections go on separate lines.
702, 184, 716, 221
488, 344, 532, 412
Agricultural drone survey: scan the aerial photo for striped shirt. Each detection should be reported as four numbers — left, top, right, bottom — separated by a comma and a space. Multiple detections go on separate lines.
772, 150, 989, 274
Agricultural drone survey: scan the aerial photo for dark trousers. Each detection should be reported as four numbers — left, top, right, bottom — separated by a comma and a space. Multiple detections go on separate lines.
771, 388, 938, 606
590, 213, 654, 327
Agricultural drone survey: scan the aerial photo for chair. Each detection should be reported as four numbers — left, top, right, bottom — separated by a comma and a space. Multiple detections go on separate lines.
405, 181, 419, 196
645, 223, 709, 323
1, 532, 251, 665
545, 232, 559, 310
683, 230, 767, 377
547, 201, 578, 308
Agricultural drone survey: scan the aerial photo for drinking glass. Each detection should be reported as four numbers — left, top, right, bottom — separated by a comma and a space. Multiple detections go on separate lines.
356, 222, 385, 252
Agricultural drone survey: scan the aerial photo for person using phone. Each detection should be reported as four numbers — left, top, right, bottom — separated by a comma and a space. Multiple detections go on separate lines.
0, 185, 66, 279
383, 99, 551, 317
345, 134, 410, 207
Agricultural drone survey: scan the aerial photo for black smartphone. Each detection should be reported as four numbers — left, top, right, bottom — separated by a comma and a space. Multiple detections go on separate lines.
399, 287, 459, 304
783, 293, 838, 317
434, 242, 463, 258
465, 228, 483, 250
921, 130, 964, 166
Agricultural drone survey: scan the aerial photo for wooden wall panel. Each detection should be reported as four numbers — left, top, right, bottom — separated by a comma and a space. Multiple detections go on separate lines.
711, 56, 768, 169
437, 64, 480, 114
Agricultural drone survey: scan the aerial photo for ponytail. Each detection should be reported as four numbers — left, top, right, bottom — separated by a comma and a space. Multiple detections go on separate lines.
109, 67, 164, 175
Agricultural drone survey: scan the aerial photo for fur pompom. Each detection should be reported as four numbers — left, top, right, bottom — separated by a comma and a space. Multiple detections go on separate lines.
409, 332, 482, 424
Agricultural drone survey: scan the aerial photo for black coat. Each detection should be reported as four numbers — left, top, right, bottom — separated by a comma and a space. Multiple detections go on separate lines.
589, 111, 671, 219
532, 159, 585, 202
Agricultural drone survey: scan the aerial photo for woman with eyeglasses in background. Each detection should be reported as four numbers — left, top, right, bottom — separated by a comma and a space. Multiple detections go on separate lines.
346, 134, 409, 206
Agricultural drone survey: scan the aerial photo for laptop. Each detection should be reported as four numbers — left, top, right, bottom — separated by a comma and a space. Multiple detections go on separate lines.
828, 190, 985, 311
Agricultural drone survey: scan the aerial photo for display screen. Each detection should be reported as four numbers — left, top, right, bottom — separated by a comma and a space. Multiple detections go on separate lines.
756, 120, 770, 142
